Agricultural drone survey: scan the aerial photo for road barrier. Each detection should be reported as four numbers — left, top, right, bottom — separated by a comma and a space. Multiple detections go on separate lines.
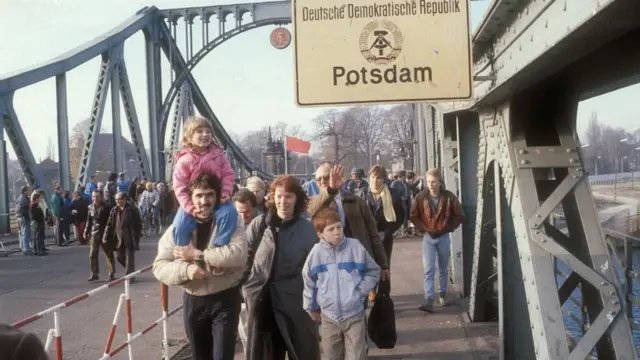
12, 265, 183, 360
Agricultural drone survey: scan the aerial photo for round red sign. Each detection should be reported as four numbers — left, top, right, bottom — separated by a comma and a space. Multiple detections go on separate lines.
270, 27, 291, 50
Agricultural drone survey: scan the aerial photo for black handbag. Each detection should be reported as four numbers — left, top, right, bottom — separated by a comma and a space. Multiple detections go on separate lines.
366, 280, 397, 349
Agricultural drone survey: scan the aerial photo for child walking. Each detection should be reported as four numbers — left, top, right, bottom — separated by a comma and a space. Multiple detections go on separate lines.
172, 116, 238, 256
302, 208, 380, 360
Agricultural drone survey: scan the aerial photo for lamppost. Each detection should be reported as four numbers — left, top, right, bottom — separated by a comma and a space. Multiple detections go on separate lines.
614, 138, 628, 203
580, 143, 592, 174
633, 146, 640, 190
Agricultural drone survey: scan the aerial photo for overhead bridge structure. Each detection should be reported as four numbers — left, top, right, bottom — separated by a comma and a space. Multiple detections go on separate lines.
1, 0, 639, 359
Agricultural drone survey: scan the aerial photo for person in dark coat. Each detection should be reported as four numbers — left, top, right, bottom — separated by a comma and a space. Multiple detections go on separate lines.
30, 193, 47, 256
103, 192, 142, 278
71, 191, 90, 245
127, 177, 140, 203
362, 165, 405, 267
85, 190, 115, 282
242, 175, 320, 360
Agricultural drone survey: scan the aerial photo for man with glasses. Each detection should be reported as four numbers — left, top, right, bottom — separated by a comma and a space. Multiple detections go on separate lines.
103, 193, 142, 280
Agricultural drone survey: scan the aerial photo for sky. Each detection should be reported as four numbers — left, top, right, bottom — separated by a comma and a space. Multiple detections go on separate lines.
0, 0, 638, 161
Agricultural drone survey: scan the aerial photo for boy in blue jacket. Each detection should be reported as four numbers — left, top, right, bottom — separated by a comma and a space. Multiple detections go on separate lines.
303, 208, 380, 360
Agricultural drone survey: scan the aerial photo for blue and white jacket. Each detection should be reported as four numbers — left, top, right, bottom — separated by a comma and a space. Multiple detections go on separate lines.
302, 236, 380, 323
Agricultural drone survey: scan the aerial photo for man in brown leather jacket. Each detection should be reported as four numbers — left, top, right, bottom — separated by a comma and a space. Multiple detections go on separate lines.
410, 168, 465, 313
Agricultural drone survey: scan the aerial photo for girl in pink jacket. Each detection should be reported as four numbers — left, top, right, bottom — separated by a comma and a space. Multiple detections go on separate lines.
172, 117, 238, 247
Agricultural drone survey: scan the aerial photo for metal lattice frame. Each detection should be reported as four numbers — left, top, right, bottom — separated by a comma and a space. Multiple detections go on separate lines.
468, 98, 637, 358
156, 19, 280, 179
118, 59, 152, 180
144, 24, 163, 181
75, 53, 111, 189
75, 46, 152, 189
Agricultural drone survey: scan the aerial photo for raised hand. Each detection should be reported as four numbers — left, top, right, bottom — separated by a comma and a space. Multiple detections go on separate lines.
329, 165, 345, 190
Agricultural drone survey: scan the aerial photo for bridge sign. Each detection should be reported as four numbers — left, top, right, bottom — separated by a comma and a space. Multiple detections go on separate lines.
292, 0, 473, 107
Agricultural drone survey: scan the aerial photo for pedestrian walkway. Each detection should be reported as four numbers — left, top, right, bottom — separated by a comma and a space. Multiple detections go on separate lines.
172, 236, 499, 360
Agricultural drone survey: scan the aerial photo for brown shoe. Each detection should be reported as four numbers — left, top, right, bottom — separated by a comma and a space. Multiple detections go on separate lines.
369, 290, 376, 303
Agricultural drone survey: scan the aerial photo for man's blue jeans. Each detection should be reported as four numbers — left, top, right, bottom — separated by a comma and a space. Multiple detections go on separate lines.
422, 233, 451, 300
18, 217, 32, 252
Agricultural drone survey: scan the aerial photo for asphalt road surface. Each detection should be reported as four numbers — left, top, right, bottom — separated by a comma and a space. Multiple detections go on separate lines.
0, 232, 187, 360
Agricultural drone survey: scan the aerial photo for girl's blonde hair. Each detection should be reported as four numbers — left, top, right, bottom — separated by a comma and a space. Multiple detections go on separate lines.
181, 116, 215, 148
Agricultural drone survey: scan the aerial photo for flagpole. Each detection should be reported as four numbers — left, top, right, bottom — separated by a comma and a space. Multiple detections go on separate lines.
284, 136, 289, 175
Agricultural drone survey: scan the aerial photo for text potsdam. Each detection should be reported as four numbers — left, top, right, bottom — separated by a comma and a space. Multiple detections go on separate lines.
293, 0, 472, 105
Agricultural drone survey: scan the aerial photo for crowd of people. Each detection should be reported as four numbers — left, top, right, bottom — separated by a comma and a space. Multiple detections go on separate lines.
151, 117, 464, 360
7, 115, 465, 360
13, 171, 179, 281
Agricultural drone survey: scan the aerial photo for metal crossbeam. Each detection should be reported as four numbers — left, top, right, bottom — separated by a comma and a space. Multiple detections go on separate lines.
117, 60, 151, 180
0, 96, 45, 191
75, 54, 111, 190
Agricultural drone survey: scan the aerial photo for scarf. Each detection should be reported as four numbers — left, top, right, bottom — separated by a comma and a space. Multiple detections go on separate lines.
369, 178, 396, 223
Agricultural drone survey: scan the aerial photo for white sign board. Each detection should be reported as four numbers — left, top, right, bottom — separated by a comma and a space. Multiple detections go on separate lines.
292, 0, 473, 107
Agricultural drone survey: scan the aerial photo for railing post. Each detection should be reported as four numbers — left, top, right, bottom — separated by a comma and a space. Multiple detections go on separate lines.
53, 309, 63, 360
124, 279, 133, 359
161, 283, 169, 360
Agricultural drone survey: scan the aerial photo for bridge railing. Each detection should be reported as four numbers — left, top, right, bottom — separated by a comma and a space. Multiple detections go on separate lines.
11, 265, 183, 360
602, 228, 640, 332
550, 212, 640, 350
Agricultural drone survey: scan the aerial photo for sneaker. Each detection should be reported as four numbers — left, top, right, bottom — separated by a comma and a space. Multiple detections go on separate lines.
418, 298, 435, 313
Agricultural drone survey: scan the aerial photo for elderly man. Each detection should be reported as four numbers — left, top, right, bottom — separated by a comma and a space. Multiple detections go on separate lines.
245, 176, 267, 214
103, 192, 141, 278
307, 163, 390, 284
153, 174, 247, 360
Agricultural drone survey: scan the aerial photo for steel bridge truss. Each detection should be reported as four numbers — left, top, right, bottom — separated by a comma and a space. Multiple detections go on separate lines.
0, 2, 292, 220
75, 46, 152, 189
470, 90, 638, 358
156, 2, 290, 180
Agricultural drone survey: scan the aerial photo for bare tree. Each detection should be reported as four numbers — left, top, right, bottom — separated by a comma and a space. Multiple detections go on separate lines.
582, 112, 603, 174
344, 106, 386, 169
69, 119, 107, 180
311, 109, 354, 164
599, 125, 633, 174
45, 137, 56, 161
384, 105, 413, 147
272, 121, 304, 140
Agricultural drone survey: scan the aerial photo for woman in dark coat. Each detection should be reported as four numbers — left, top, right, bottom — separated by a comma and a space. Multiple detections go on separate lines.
242, 175, 320, 360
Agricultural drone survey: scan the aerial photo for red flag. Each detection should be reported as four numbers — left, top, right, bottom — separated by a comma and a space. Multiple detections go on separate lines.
285, 136, 311, 154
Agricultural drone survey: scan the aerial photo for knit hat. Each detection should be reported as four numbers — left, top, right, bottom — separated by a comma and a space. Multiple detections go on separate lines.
0, 324, 48, 360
